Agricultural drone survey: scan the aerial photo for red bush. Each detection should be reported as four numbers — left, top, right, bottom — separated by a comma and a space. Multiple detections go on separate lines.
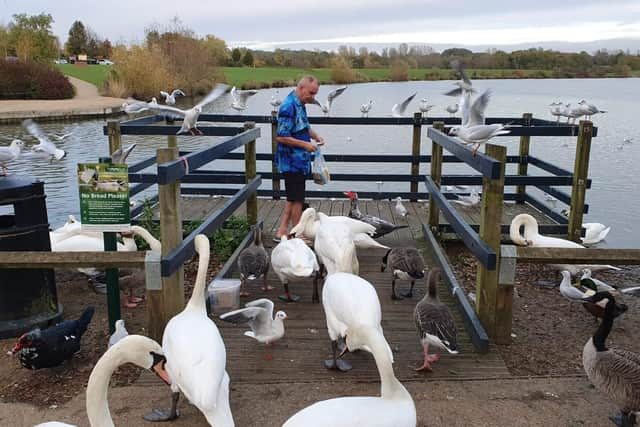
0, 60, 74, 100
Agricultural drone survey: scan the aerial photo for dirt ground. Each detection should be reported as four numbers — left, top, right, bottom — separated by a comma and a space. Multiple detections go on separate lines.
0, 246, 637, 426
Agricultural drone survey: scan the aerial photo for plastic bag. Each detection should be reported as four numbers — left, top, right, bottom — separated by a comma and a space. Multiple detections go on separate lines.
312, 147, 330, 185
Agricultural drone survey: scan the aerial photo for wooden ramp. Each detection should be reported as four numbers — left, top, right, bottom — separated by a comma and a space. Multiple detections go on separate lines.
146, 196, 540, 383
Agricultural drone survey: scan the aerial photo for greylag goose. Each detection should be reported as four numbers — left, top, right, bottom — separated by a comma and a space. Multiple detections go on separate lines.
583, 291, 640, 427
237, 226, 271, 296
219, 298, 287, 344
381, 247, 426, 300
414, 268, 458, 372
344, 191, 408, 238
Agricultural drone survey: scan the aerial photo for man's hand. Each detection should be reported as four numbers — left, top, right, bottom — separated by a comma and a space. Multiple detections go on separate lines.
314, 135, 325, 146
306, 143, 318, 153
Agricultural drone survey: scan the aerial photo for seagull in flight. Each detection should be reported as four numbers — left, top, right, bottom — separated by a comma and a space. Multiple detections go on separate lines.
111, 144, 136, 164
313, 85, 347, 116
22, 119, 67, 160
230, 86, 259, 112
160, 89, 186, 105
448, 89, 510, 155
391, 92, 416, 117
123, 83, 229, 135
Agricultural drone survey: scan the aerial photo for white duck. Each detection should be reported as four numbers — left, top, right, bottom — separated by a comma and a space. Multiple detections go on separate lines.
145, 235, 234, 426
219, 298, 287, 344
160, 89, 186, 105
581, 222, 611, 245
290, 208, 387, 250
35, 335, 169, 427
282, 326, 416, 427
314, 217, 359, 276
124, 84, 229, 135
391, 92, 416, 118
509, 214, 620, 274
321, 272, 390, 372
270, 235, 320, 302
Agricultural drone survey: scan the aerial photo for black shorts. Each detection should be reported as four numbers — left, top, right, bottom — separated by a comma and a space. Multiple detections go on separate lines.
283, 172, 306, 203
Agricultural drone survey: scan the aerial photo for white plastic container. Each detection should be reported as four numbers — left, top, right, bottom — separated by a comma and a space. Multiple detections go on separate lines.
208, 278, 241, 314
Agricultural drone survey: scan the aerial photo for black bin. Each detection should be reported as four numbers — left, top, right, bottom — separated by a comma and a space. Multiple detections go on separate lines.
0, 176, 62, 339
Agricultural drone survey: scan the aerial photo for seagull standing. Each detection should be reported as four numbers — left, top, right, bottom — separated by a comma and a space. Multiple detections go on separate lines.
419, 99, 434, 117
22, 119, 67, 160
108, 319, 129, 348
391, 92, 417, 117
578, 100, 606, 120
360, 99, 373, 117
549, 102, 564, 124
313, 85, 347, 116
395, 197, 408, 217
219, 298, 287, 344
160, 89, 186, 105
230, 86, 259, 112
270, 91, 282, 112
123, 83, 229, 135
0, 139, 24, 175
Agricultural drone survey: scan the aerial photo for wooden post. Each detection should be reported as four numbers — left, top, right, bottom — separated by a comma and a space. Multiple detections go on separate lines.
516, 113, 532, 203
475, 143, 507, 342
410, 112, 422, 200
428, 122, 444, 234
567, 120, 593, 242
106, 121, 121, 156
244, 122, 258, 225
166, 119, 177, 149
147, 147, 184, 342
270, 111, 281, 199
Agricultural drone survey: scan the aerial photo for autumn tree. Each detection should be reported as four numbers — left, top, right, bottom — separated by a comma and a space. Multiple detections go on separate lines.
7, 13, 57, 61
242, 50, 254, 66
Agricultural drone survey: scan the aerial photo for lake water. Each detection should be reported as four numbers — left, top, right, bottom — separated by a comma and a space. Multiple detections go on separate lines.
0, 78, 637, 248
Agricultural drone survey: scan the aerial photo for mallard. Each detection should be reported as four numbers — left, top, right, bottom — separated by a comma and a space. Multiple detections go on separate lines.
583, 291, 640, 427
413, 268, 458, 372
381, 247, 426, 300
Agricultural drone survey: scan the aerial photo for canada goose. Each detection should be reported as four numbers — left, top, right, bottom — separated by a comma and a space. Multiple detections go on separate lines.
583, 291, 640, 427
559, 271, 628, 320
237, 226, 271, 296
381, 247, 426, 300
414, 268, 458, 372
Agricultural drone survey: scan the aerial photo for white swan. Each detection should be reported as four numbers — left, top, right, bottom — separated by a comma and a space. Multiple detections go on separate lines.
321, 272, 390, 371
128, 225, 162, 251
51, 233, 137, 252
291, 208, 387, 250
510, 214, 620, 274
36, 335, 168, 427
314, 217, 359, 276
283, 326, 416, 427
581, 223, 611, 245
271, 235, 320, 302
146, 234, 234, 426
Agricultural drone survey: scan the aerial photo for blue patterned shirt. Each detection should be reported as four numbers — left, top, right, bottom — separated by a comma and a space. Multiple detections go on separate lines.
276, 90, 312, 174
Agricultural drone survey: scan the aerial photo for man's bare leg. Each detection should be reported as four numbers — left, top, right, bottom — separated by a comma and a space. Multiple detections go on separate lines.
276, 201, 293, 238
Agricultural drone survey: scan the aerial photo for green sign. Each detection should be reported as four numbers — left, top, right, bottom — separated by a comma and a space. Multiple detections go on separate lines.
78, 163, 130, 231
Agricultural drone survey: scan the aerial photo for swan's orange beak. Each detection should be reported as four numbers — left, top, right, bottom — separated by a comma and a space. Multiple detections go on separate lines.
151, 352, 171, 386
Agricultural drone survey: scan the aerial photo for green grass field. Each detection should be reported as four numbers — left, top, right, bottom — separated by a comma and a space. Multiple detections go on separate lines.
55, 64, 112, 87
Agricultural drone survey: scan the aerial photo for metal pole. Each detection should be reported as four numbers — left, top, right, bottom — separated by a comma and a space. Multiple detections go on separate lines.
99, 156, 120, 334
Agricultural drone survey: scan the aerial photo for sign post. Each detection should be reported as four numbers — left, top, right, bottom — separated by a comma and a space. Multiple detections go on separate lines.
78, 159, 130, 332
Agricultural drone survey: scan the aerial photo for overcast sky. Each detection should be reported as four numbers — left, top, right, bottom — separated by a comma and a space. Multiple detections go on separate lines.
2, 0, 640, 51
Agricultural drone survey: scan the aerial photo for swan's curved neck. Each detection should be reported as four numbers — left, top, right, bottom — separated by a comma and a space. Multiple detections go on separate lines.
367, 329, 409, 401
86, 350, 122, 427
132, 226, 162, 252
510, 215, 538, 245
186, 244, 210, 313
